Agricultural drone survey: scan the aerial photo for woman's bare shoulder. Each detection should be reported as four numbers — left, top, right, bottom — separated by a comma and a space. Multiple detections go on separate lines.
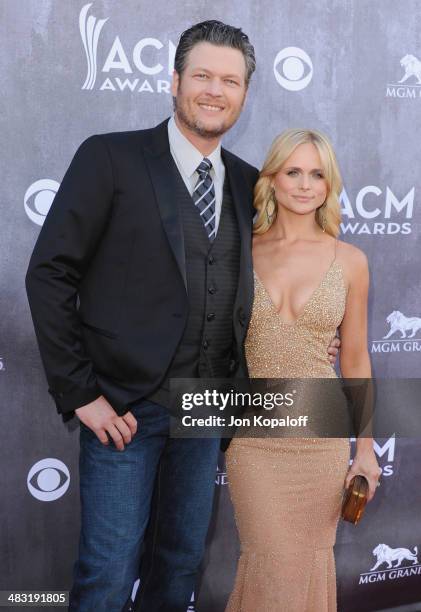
336, 239, 368, 265
336, 239, 369, 283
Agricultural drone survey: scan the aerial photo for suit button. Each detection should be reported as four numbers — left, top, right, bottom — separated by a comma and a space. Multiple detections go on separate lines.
207, 313, 215, 321
229, 359, 237, 372
208, 255, 215, 265
203, 339, 209, 350
208, 286, 216, 294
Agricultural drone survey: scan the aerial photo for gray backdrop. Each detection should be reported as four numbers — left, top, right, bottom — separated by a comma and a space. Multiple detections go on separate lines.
1, 1, 420, 610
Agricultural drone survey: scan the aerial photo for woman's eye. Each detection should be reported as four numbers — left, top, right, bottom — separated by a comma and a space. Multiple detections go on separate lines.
287, 170, 298, 176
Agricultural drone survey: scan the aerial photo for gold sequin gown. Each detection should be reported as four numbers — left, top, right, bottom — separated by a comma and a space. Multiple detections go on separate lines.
225, 259, 350, 612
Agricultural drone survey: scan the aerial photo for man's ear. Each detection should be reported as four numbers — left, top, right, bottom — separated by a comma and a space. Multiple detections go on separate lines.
171, 70, 180, 97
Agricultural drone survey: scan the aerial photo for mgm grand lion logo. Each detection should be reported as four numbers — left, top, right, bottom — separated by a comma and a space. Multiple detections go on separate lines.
371, 544, 419, 570
399, 54, 421, 85
359, 543, 421, 583
383, 310, 421, 339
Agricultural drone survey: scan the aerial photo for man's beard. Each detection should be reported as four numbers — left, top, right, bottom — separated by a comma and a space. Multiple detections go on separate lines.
174, 96, 242, 140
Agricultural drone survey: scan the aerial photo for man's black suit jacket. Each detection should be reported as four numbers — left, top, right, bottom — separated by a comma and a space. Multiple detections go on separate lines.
26, 118, 259, 424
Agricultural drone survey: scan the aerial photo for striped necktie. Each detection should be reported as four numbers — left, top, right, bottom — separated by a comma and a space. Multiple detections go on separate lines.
192, 158, 216, 241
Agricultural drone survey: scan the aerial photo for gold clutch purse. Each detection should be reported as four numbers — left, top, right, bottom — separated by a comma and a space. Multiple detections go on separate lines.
341, 475, 369, 525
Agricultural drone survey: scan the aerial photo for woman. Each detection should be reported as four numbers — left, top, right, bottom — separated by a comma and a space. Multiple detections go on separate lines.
225, 129, 381, 612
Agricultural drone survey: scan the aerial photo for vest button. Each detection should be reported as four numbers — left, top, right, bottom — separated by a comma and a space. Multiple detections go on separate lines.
207, 313, 215, 321
203, 339, 209, 350
208, 286, 216, 294
208, 255, 215, 265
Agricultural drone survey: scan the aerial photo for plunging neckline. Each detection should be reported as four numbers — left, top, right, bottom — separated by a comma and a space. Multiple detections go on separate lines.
253, 258, 340, 325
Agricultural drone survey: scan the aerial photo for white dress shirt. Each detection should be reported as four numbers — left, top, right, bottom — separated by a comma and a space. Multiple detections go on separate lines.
167, 116, 225, 234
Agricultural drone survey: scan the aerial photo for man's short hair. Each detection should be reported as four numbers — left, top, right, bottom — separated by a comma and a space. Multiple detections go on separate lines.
174, 20, 256, 86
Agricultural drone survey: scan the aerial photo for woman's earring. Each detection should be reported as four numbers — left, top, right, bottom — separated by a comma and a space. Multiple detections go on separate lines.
319, 203, 327, 233
266, 188, 276, 224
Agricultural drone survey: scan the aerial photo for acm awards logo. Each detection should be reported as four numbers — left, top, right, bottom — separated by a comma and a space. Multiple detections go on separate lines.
386, 54, 421, 99
27, 458, 70, 502
340, 186, 414, 236
371, 310, 421, 354
359, 543, 420, 584
24, 179, 60, 226
79, 3, 175, 94
273, 47, 313, 91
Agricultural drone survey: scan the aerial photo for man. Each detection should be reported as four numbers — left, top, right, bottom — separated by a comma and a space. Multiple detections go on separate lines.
26, 20, 338, 612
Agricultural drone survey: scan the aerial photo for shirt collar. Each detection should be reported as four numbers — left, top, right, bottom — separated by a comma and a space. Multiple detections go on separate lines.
168, 115, 223, 180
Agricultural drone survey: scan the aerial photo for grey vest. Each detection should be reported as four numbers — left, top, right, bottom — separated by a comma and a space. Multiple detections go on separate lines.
149, 173, 241, 406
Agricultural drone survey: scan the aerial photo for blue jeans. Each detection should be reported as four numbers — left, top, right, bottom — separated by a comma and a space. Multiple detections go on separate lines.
69, 400, 220, 612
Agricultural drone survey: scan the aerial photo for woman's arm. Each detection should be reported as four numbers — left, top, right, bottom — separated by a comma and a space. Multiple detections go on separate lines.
338, 245, 381, 500
339, 246, 370, 378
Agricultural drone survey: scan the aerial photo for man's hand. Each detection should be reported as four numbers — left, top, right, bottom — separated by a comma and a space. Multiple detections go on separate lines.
328, 335, 341, 365
75, 395, 138, 451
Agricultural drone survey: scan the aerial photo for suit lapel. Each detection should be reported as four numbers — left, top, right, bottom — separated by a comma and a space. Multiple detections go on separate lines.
222, 149, 253, 242
143, 119, 187, 291
222, 149, 255, 324
142, 122, 254, 299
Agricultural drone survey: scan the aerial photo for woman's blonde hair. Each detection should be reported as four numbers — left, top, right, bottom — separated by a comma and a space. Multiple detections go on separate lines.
254, 128, 342, 237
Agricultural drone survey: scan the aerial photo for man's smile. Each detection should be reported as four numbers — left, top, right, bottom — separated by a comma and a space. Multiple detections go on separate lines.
197, 103, 225, 112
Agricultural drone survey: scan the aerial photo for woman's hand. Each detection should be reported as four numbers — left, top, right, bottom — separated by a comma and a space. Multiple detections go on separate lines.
345, 445, 382, 502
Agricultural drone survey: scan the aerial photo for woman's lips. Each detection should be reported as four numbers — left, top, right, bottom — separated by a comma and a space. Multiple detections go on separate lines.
293, 195, 313, 202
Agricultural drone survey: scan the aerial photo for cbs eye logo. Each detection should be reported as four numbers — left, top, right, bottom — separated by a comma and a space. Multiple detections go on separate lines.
273, 47, 313, 91
27, 458, 70, 501
24, 179, 60, 226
